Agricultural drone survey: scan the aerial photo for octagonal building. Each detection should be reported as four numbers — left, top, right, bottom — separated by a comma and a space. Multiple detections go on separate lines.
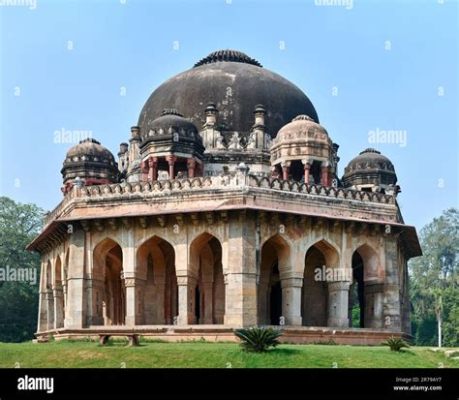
28, 50, 421, 344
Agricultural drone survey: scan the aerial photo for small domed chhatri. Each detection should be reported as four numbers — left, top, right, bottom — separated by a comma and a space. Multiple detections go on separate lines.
29, 50, 421, 346
61, 138, 118, 194
139, 109, 204, 180
342, 148, 398, 193
270, 115, 337, 184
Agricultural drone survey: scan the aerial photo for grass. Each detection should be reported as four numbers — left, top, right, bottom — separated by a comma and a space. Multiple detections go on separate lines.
1, 341, 459, 368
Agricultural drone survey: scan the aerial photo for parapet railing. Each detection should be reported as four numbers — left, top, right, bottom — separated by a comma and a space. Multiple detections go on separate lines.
43, 174, 396, 226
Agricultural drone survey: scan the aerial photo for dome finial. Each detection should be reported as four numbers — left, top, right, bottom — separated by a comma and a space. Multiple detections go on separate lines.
193, 50, 263, 68
161, 108, 183, 117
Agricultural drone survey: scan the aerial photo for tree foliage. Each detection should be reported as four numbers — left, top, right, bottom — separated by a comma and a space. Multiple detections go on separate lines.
0, 197, 43, 342
409, 208, 459, 347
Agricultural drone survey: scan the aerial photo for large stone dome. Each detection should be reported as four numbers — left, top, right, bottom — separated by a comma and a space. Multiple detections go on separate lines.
138, 50, 319, 138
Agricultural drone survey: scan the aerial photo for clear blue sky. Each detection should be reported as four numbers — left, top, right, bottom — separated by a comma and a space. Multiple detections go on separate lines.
0, 0, 457, 231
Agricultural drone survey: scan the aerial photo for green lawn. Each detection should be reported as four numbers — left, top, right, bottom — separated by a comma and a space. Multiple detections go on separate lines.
0, 340, 458, 368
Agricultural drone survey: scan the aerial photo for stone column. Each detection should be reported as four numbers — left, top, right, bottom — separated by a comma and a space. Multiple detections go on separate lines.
128, 126, 141, 175
364, 282, 384, 329
281, 161, 290, 181
123, 227, 137, 326
281, 275, 303, 326
177, 275, 197, 325
202, 281, 214, 324
166, 155, 177, 179
65, 229, 87, 329
327, 281, 351, 327
147, 157, 158, 182
302, 160, 311, 184
37, 262, 48, 333
45, 289, 54, 330
321, 162, 330, 186
187, 158, 196, 178
90, 278, 105, 325
53, 285, 64, 329
37, 290, 48, 333
124, 272, 138, 326
383, 238, 402, 331
224, 214, 258, 326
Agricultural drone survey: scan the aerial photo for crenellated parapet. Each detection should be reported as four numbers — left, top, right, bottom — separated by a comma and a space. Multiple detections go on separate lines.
42, 174, 399, 230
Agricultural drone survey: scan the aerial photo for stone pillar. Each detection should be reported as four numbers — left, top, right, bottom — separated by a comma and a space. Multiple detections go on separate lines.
327, 281, 351, 327
281, 161, 290, 181
128, 126, 141, 172
37, 262, 48, 333
53, 286, 64, 329
364, 282, 384, 329
302, 160, 311, 184
187, 158, 196, 178
147, 157, 158, 182
202, 281, 214, 324
321, 162, 330, 186
123, 226, 136, 326
281, 276, 303, 326
224, 214, 258, 326
90, 278, 105, 325
37, 290, 48, 333
166, 155, 177, 179
124, 273, 138, 326
65, 229, 87, 329
177, 275, 197, 325
45, 289, 54, 330
383, 238, 402, 331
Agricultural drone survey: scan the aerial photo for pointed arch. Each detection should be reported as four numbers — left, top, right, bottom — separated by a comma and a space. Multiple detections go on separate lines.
258, 234, 291, 325
307, 239, 340, 268
302, 239, 340, 327
189, 232, 225, 324
350, 243, 383, 328
92, 238, 125, 326
136, 235, 177, 325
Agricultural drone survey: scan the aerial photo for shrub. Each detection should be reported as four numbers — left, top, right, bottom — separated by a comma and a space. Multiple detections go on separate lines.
234, 327, 282, 352
382, 336, 410, 352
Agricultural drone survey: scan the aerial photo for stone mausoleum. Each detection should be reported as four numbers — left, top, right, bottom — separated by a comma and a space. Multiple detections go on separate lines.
29, 50, 421, 344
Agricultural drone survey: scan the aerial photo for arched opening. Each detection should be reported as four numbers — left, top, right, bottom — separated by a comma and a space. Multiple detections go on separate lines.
258, 235, 289, 325
269, 263, 282, 325
92, 239, 125, 326
350, 252, 364, 327
350, 244, 382, 329
310, 160, 322, 184
189, 233, 225, 324
290, 160, 304, 182
137, 236, 177, 325
54, 256, 65, 328
302, 240, 339, 327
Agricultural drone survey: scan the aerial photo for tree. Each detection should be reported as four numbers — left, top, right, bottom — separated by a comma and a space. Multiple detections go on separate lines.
409, 208, 459, 347
0, 197, 43, 342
